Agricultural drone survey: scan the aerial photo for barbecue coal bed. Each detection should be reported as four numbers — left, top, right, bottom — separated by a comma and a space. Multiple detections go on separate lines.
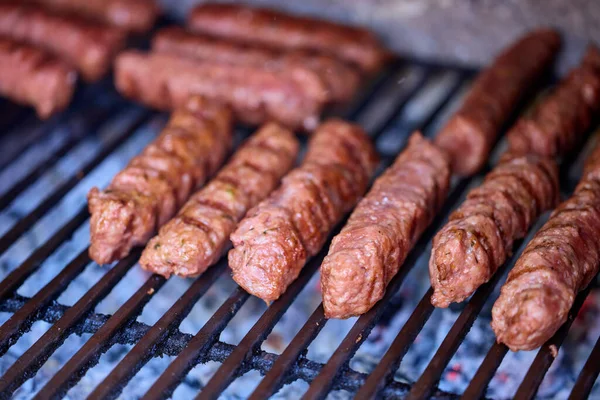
0, 33, 599, 400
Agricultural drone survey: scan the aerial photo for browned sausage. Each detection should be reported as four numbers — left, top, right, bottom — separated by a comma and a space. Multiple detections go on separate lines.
139, 123, 299, 278
492, 145, 600, 350
434, 29, 560, 175
152, 26, 360, 103
321, 132, 451, 319
429, 153, 559, 307
0, 37, 76, 118
114, 50, 328, 132
27, 0, 158, 32
507, 45, 600, 157
88, 96, 233, 265
187, 3, 388, 73
0, 2, 126, 81
229, 119, 378, 303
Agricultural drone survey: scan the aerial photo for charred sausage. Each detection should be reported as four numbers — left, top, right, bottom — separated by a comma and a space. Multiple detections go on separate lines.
0, 2, 126, 81
186, 3, 387, 73
28, 0, 158, 32
88, 96, 232, 265
229, 119, 378, 303
434, 29, 560, 175
321, 132, 451, 319
507, 45, 600, 157
429, 153, 559, 307
140, 123, 299, 278
114, 50, 328, 132
152, 26, 360, 103
0, 37, 76, 118
492, 144, 600, 350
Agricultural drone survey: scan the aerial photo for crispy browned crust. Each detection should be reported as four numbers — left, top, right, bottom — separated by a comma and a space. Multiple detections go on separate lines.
114, 50, 328, 132
187, 3, 388, 73
0, 2, 126, 81
139, 123, 299, 278
430, 153, 559, 308
0, 37, 76, 118
321, 132, 451, 319
229, 119, 378, 303
435, 29, 560, 175
88, 96, 233, 265
507, 44, 600, 158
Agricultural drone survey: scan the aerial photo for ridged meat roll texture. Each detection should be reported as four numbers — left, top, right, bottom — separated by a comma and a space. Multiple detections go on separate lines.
187, 3, 388, 73
492, 144, 600, 350
88, 96, 232, 265
229, 119, 378, 303
321, 132, 451, 319
0, 2, 126, 81
435, 29, 560, 175
152, 26, 360, 103
0, 37, 76, 118
114, 50, 327, 131
507, 45, 600, 157
27, 0, 159, 32
140, 123, 299, 278
430, 153, 559, 307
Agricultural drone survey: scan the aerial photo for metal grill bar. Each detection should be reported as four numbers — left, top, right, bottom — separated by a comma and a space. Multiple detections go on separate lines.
568, 335, 600, 400
0, 108, 150, 255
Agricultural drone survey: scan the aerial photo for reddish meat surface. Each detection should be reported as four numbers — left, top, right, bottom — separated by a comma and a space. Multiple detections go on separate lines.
435, 29, 560, 175
0, 2, 126, 81
88, 96, 232, 265
229, 119, 378, 303
140, 123, 299, 278
152, 26, 360, 104
114, 50, 328, 132
321, 132, 451, 319
0, 37, 76, 118
429, 153, 559, 307
187, 3, 388, 73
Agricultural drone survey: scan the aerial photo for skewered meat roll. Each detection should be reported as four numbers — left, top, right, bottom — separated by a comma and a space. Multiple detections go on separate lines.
140, 123, 299, 278
88, 96, 232, 265
492, 141, 600, 350
507, 45, 600, 157
0, 37, 76, 118
429, 153, 559, 307
114, 50, 328, 132
321, 132, 451, 319
187, 3, 388, 73
434, 29, 560, 175
152, 27, 360, 104
229, 119, 378, 303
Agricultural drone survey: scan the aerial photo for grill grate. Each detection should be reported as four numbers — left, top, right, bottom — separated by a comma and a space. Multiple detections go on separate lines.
0, 55, 598, 400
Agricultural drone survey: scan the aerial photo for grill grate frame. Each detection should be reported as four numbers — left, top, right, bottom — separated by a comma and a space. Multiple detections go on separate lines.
0, 55, 597, 400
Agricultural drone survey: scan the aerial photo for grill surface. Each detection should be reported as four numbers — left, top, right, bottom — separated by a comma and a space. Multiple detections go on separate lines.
0, 53, 598, 400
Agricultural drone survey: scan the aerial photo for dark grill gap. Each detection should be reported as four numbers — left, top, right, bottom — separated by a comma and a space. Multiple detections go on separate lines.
0, 56, 597, 400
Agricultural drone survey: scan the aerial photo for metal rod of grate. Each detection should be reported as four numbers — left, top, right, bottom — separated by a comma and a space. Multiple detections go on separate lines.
0, 57, 598, 400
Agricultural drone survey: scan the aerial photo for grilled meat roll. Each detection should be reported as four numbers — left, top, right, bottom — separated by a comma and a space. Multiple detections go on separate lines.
88, 96, 232, 265
152, 26, 360, 104
114, 50, 327, 132
321, 132, 451, 319
435, 29, 560, 175
430, 153, 559, 307
0, 37, 76, 118
229, 119, 378, 303
27, 0, 158, 32
0, 2, 125, 82
140, 123, 299, 278
507, 45, 600, 157
492, 148, 600, 350
187, 3, 387, 73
